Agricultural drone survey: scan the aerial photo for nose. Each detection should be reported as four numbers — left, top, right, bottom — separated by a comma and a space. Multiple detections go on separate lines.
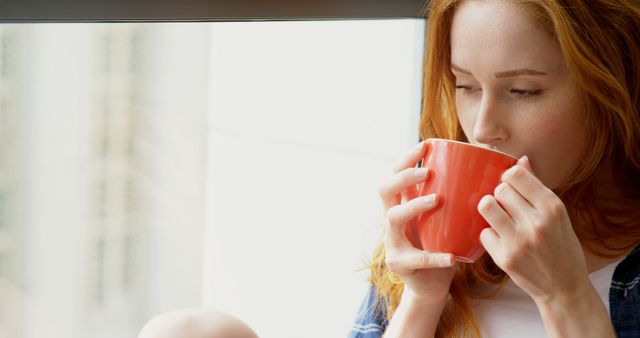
471, 93, 508, 147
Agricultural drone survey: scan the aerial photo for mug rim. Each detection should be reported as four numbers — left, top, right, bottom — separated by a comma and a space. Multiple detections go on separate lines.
427, 138, 518, 160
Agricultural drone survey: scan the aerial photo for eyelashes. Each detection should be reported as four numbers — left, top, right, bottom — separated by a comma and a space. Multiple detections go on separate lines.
509, 89, 542, 97
455, 85, 476, 93
455, 85, 543, 98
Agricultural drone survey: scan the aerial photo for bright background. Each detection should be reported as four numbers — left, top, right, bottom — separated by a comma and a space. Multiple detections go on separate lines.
0, 19, 425, 338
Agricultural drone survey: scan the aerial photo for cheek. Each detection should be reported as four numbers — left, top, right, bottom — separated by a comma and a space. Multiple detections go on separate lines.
455, 100, 477, 137
525, 114, 588, 189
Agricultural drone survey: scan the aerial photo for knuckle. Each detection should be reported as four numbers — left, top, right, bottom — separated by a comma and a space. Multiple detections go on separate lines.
414, 253, 429, 268
386, 207, 400, 225
406, 199, 422, 215
502, 255, 517, 271
546, 199, 566, 217
387, 199, 424, 227
493, 184, 501, 198
384, 256, 398, 271
532, 209, 548, 225
401, 167, 421, 186
493, 183, 508, 199
411, 196, 435, 215
532, 213, 548, 228
503, 166, 524, 182
532, 220, 546, 233
500, 249, 523, 271
377, 180, 392, 198
401, 166, 415, 176
511, 166, 526, 179
533, 199, 565, 226
530, 219, 550, 242
385, 254, 403, 273
530, 229, 545, 245
396, 169, 412, 186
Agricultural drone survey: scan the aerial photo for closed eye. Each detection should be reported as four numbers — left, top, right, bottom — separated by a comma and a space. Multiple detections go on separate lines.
455, 85, 480, 94
510, 89, 542, 97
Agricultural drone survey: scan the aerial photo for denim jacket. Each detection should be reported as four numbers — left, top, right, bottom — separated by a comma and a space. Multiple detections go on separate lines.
348, 244, 640, 338
610, 244, 640, 338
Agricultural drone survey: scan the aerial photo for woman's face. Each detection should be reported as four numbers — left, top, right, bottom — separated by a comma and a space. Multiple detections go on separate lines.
450, 0, 588, 189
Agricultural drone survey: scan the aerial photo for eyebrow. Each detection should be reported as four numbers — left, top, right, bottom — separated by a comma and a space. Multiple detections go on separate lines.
450, 63, 547, 78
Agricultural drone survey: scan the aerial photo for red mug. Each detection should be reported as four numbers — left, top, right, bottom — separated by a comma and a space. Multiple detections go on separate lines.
406, 138, 518, 263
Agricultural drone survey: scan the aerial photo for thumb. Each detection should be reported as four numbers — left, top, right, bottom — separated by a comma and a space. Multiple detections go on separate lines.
402, 250, 456, 270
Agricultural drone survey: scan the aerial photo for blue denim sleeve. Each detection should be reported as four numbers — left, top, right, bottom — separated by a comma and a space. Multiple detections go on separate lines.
610, 244, 640, 338
347, 284, 388, 338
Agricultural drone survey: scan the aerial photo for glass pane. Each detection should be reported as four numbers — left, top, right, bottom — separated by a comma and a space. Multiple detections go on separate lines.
0, 20, 424, 338
0, 23, 209, 338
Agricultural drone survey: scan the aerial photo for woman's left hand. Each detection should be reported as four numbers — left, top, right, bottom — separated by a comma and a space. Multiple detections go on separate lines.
477, 155, 589, 304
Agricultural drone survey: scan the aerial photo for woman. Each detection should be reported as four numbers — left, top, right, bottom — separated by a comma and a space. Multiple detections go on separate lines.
350, 0, 640, 337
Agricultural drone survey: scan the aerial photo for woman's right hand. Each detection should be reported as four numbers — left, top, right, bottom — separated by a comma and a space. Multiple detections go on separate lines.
378, 141, 457, 304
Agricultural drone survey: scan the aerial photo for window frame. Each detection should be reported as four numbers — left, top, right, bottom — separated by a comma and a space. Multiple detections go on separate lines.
0, 0, 426, 22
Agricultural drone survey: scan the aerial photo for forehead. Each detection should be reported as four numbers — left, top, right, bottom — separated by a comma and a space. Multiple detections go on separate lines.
450, 0, 564, 73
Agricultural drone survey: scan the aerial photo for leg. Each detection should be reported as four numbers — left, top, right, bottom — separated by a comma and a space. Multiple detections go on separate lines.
138, 308, 259, 338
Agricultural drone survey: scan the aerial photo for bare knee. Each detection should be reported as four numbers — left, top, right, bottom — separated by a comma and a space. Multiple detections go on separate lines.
138, 308, 259, 338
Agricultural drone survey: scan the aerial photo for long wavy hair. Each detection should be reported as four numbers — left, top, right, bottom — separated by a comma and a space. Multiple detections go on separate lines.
368, 1, 640, 337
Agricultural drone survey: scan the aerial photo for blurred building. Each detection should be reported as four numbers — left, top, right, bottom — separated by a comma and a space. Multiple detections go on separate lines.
0, 24, 207, 338
0, 19, 422, 338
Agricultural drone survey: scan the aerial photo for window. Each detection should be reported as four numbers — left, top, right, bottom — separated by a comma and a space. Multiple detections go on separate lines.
0, 19, 424, 338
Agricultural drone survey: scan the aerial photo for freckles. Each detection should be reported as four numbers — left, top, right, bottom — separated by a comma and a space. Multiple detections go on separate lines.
517, 105, 560, 134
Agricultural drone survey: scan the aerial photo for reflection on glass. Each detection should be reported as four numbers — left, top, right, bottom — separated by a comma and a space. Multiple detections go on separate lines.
0, 19, 423, 338
0, 24, 208, 338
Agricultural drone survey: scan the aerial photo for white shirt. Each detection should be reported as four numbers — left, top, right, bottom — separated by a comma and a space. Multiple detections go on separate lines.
469, 260, 619, 338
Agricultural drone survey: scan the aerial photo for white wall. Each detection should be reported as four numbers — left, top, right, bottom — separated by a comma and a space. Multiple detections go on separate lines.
203, 19, 425, 338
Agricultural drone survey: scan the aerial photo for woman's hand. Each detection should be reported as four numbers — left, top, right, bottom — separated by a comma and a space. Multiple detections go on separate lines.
477, 155, 589, 304
378, 141, 457, 304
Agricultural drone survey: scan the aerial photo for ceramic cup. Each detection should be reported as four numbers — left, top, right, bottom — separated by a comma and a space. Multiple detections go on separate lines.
406, 138, 518, 263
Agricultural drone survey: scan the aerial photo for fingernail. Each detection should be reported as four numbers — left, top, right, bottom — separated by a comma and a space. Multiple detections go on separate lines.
423, 193, 436, 204
518, 155, 528, 165
414, 167, 428, 177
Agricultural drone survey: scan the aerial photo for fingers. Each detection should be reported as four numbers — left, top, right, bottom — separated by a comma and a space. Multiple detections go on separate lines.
385, 193, 438, 247
385, 249, 456, 273
518, 155, 534, 173
379, 167, 430, 209
479, 227, 501, 257
392, 141, 427, 173
379, 141, 429, 210
380, 141, 457, 277
492, 182, 533, 224
501, 156, 554, 210
477, 194, 515, 237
